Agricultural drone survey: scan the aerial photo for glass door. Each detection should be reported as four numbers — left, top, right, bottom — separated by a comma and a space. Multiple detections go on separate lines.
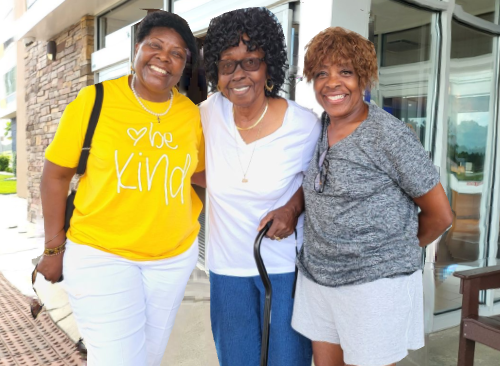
370, 0, 439, 153
436, 20, 496, 314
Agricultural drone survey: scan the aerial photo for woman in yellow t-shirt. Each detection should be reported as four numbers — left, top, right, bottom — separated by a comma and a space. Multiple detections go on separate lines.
37, 11, 204, 365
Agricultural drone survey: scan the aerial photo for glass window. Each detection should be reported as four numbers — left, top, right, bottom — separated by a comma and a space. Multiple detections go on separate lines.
3, 38, 14, 51
97, 0, 164, 49
437, 21, 496, 313
450, 19, 492, 58
370, 0, 436, 148
380, 25, 431, 67
287, 24, 300, 101
3, 67, 16, 96
97, 62, 130, 83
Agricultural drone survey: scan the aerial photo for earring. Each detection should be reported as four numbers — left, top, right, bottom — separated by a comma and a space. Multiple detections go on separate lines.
265, 79, 274, 92
131, 65, 135, 74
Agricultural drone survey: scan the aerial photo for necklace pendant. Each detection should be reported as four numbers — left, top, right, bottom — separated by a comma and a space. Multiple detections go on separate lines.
242, 178, 248, 183
157, 116, 160, 123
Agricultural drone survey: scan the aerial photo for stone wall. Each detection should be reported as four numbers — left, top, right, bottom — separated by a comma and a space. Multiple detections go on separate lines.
25, 16, 94, 221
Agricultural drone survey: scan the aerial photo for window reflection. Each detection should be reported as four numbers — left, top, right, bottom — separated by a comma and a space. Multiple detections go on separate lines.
456, 0, 500, 310
383, 96, 427, 143
455, 0, 496, 21
381, 25, 431, 67
371, 0, 499, 315
370, 0, 434, 147
3, 67, 16, 96
438, 21, 495, 313
98, 0, 164, 49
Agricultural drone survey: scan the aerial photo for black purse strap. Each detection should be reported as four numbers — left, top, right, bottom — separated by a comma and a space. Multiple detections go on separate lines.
76, 83, 104, 175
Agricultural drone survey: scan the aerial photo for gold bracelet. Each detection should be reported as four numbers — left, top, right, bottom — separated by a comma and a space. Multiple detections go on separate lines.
45, 228, 64, 245
44, 240, 67, 256
43, 248, 66, 257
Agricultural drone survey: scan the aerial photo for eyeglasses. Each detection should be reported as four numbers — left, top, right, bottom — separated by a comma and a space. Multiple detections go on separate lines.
30, 264, 64, 319
76, 338, 88, 360
217, 57, 265, 75
314, 149, 329, 193
30, 264, 44, 319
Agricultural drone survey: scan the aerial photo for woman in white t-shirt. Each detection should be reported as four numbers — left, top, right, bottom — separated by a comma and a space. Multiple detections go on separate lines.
192, 7, 320, 366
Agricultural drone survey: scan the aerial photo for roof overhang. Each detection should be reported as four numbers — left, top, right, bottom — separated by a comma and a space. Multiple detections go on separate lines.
15, 0, 120, 42
176, 0, 297, 36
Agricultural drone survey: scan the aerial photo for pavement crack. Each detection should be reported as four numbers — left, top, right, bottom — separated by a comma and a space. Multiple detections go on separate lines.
46, 304, 70, 311
55, 312, 73, 324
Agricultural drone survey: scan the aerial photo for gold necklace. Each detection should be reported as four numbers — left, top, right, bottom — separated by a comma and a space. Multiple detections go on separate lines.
131, 75, 173, 123
233, 119, 264, 183
233, 100, 269, 131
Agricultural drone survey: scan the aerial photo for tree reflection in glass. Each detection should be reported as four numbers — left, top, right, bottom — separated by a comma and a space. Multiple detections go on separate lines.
437, 21, 495, 313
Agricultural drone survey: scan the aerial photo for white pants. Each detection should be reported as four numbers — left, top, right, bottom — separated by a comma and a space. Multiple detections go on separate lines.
62, 238, 198, 366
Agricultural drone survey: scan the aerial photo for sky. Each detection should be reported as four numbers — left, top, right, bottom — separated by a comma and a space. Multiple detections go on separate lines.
457, 112, 490, 127
454, 114, 488, 152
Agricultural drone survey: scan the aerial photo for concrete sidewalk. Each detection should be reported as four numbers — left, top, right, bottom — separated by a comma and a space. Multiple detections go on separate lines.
1, 194, 499, 365
0, 194, 81, 343
0, 194, 218, 365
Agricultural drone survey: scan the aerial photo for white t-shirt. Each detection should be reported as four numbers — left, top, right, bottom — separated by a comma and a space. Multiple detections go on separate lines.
200, 93, 321, 276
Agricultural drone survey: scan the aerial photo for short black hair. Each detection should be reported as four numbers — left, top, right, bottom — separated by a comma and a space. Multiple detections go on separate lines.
136, 11, 198, 65
203, 7, 287, 98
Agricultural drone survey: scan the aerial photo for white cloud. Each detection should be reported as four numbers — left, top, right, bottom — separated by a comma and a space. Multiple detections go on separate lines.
457, 112, 490, 127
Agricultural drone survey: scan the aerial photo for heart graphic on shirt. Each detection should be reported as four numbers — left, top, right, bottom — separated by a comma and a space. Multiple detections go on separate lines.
127, 127, 147, 146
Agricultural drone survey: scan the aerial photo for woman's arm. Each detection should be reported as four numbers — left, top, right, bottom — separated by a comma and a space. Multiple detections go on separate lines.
257, 186, 304, 240
191, 171, 206, 188
37, 159, 76, 283
413, 183, 453, 247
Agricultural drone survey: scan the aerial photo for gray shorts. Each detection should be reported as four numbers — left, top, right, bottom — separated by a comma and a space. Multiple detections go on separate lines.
291, 271, 424, 366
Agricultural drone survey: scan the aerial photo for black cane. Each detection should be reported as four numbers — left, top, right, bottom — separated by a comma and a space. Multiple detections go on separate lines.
254, 220, 273, 366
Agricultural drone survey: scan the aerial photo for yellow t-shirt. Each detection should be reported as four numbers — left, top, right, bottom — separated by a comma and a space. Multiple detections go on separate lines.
45, 75, 205, 260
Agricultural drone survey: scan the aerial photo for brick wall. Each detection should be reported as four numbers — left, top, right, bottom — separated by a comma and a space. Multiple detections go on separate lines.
25, 16, 94, 221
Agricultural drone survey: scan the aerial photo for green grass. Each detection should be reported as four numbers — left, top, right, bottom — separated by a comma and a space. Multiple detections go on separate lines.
0, 174, 16, 194
454, 172, 484, 182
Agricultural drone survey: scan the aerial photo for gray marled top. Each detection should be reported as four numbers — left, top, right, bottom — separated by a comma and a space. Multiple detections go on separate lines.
297, 103, 440, 288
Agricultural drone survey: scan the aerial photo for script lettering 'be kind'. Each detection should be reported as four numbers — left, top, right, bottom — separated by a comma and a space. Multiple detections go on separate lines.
114, 122, 191, 205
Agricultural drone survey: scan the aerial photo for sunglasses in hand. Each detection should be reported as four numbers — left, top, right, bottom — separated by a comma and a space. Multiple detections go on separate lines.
314, 149, 329, 193
30, 264, 64, 320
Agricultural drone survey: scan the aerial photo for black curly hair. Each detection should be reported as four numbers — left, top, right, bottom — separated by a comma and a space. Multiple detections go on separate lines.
203, 7, 287, 98
136, 11, 198, 65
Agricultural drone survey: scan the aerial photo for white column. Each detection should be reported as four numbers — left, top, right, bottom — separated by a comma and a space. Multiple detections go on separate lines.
331, 0, 371, 38
294, 0, 333, 115
295, 0, 371, 115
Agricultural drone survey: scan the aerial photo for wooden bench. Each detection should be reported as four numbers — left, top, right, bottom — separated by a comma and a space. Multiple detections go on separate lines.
453, 265, 500, 365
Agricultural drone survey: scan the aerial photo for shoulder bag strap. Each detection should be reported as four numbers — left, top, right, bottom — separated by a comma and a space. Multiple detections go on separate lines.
76, 82, 104, 175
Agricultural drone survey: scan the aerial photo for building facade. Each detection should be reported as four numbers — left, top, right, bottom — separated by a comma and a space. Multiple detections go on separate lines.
0, 2, 17, 167
10, 0, 500, 334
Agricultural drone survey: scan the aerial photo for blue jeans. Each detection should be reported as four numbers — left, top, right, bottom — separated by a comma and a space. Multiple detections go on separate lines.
210, 271, 312, 366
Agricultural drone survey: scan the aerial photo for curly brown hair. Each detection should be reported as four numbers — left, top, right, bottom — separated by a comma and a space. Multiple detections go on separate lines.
303, 27, 378, 89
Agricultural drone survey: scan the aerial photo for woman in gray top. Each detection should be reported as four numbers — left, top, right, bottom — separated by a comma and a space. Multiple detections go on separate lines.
291, 27, 453, 366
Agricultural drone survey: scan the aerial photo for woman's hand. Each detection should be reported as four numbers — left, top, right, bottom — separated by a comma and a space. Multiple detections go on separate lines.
36, 254, 64, 284
191, 171, 206, 188
257, 186, 304, 240
40, 159, 74, 283
258, 206, 299, 240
